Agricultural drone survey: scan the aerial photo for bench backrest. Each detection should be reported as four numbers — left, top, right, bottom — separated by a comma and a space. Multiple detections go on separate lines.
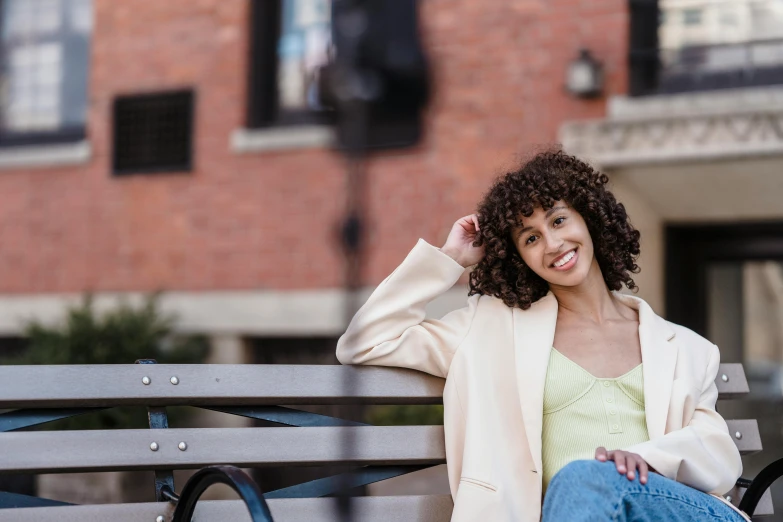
0, 363, 772, 520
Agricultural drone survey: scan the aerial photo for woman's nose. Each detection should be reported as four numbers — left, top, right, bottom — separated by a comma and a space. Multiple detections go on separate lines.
543, 232, 564, 253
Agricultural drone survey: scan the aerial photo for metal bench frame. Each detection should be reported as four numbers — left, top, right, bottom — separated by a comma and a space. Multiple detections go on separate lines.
0, 361, 779, 521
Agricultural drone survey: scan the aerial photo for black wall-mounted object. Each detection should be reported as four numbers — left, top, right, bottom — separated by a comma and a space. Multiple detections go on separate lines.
321, 0, 431, 151
247, 0, 282, 128
112, 89, 194, 175
628, 0, 660, 97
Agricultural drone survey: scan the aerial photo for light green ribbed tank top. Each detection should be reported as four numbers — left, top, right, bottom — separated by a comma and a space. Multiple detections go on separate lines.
541, 347, 650, 494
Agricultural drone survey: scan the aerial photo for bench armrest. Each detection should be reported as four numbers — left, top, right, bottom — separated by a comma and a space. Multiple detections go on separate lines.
738, 458, 783, 517
173, 466, 273, 522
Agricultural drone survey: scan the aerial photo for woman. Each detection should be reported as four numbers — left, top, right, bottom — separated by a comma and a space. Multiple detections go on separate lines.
336, 151, 748, 521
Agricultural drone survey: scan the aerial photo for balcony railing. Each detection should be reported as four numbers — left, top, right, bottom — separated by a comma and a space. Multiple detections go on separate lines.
659, 38, 783, 93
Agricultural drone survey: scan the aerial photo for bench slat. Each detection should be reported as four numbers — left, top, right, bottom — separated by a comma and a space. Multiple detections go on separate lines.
0, 365, 445, 408
0, 495, 455, 522
0, 419, 761, 475
714, 363, 750, 398
724, 420, 763, 455
0, 363, 747, 408
0, 426, 446, 474
0, 488, 771, 521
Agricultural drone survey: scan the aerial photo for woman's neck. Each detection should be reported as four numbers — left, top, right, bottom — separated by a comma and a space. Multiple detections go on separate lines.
549, 259, 630, 324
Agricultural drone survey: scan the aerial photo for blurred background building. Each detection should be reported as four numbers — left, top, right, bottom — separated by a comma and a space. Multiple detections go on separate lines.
0, 0, 780, 515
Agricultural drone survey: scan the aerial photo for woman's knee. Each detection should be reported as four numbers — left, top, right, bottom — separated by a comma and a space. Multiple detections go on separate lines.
549, 459, 617, 491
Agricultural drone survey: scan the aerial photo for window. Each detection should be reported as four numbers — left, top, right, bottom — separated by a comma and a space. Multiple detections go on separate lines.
112, 90, 194, 175
0, 0, 91, 146
247, 0, 331, 128
630, 0, 783, 95
682, 8, 702, 26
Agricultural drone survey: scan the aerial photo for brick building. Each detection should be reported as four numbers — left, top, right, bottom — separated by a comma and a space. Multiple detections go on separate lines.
0, 0, 624, 325
1, 0, 782, 510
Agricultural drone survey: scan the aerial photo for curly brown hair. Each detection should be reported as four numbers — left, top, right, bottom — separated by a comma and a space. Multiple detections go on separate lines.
469, 150, 641, 310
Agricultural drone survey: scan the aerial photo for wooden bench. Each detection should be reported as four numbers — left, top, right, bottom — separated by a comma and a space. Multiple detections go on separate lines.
0, 361, 777, 521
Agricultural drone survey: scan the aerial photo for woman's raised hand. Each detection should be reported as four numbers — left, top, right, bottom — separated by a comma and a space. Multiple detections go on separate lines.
440, 214, 486, 268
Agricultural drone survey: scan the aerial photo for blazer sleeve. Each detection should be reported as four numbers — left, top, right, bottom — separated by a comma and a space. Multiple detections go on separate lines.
625, 344, 743, 495
335, 239, 479, 378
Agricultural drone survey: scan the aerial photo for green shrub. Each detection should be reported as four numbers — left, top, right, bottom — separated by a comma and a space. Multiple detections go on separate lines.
366, 405, 444, 426
1, 294, 208, 430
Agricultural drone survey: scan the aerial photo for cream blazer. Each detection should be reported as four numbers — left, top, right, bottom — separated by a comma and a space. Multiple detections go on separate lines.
336, 239, 746, 521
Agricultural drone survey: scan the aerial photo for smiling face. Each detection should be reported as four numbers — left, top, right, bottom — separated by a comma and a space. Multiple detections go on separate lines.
511, 201, 596, 288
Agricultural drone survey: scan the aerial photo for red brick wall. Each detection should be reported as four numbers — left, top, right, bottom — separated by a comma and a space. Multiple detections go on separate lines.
0, 0, 627, 294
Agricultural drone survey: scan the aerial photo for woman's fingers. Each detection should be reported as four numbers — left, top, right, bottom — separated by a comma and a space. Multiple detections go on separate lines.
613, 451, 627, 475
458, 214, 479, 234
617, 452, 647, 483
595, 448, 649, 484
594, 446, 608, 462
637, 457, 649, 485
624, 454, 637, 480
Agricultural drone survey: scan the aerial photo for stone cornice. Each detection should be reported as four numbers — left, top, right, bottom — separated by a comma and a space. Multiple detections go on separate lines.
559, 87, 783, 167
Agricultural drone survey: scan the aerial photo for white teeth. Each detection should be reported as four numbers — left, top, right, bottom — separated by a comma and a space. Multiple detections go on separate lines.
553, 250, 575, 267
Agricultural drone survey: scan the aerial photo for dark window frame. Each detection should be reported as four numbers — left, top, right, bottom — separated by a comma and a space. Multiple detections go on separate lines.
0, 126, 86, 147
246, 0, 329, 129
0, 0, 90, 147
665, 221, 783, 337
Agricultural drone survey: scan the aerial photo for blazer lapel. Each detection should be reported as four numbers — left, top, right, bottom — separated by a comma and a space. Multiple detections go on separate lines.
615, 293, 678, 440
513, 292, 558, 476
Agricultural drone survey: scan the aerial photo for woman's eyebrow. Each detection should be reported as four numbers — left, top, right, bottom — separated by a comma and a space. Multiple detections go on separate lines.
516, 206, 568, 235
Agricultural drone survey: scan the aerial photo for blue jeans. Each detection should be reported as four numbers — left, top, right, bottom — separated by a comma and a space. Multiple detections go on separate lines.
542, 460, 747, 521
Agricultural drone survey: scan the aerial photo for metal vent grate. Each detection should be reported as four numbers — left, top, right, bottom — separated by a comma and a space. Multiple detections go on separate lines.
112, 90, 194, 175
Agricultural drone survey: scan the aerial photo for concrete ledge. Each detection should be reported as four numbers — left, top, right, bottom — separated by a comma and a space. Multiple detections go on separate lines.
231, 125, 334, 153
608, 85, 783, 120
0, 140, 91, 169
0, 286, 470, 336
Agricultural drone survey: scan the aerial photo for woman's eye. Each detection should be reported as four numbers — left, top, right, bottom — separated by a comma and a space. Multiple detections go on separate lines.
526, 235, 537, 245
554, 217, 565, 226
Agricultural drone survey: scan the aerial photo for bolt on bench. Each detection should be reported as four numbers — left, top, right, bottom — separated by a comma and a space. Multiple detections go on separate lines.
0, 361, 778, 521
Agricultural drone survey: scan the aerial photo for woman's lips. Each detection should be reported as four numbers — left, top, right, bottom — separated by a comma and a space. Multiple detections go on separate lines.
551, 248, 578, 271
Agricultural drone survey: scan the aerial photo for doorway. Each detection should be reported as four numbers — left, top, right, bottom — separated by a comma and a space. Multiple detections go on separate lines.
666, 222, 783, 517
